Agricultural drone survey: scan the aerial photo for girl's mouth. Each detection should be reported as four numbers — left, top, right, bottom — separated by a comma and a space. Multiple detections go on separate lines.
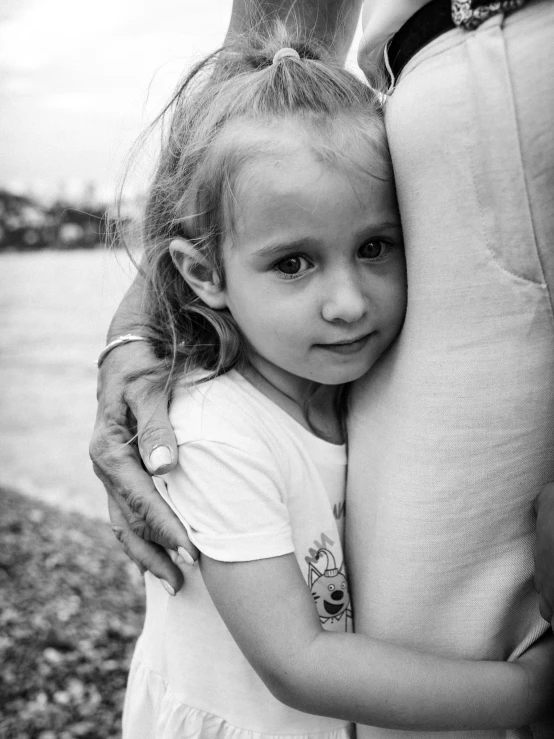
316, 333, 373, 355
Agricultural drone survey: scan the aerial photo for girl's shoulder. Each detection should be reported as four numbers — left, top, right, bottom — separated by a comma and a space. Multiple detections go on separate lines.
169, 369, 293, 451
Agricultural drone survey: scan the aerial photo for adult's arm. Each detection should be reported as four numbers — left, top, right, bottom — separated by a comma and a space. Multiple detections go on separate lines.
90, 0, 364, 593
91, 270, 195, 595
225, 0, 363, 63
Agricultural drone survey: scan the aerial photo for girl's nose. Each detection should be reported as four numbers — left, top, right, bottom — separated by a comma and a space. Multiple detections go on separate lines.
321, 274, 368, 323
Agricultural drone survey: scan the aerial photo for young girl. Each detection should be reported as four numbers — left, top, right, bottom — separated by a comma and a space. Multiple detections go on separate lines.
122, 28, 554, 738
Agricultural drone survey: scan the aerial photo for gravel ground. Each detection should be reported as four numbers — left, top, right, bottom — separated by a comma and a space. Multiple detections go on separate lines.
0, 487, 145, 739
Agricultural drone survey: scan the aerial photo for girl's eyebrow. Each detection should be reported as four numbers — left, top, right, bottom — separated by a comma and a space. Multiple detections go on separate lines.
251, 238, 316, 258
251, 221, 401, 258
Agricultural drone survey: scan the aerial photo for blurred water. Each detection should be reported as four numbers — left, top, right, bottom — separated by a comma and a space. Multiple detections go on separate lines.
0, 249, 136, 519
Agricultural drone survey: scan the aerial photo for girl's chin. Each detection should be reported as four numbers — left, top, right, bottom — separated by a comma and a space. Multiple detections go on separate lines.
309, 367, 374, 386
314, 356, 379, 385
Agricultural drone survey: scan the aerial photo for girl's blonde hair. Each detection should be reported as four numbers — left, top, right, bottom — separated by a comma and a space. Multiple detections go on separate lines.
129, 23, 391, 404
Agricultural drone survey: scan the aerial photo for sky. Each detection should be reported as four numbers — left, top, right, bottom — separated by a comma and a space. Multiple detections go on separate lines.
0, 0, 362, 204
0, 0, 234, 202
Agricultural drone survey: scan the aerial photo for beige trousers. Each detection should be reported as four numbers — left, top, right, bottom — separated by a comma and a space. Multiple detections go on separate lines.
347, 3, 554, 737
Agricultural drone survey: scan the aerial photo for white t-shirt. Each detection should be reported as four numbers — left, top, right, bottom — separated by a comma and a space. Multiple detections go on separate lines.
123, 370, 353, 739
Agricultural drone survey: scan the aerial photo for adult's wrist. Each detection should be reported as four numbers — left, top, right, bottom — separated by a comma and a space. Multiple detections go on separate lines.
97, 334, 150, 368
106, 270, 148, 343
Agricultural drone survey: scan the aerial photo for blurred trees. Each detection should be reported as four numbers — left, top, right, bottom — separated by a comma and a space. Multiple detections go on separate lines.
0, 190, 118, 251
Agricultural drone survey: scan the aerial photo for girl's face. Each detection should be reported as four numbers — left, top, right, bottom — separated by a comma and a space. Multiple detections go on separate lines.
220, 126, 406, 403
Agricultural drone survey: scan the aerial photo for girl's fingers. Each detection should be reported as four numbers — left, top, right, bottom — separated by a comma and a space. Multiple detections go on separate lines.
534, 483, 554, 628
538, 593, 553, 625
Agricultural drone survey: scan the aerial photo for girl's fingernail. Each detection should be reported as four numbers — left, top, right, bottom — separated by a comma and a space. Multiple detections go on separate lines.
177, 547, 196, 567
149, 445, 173, 472
160, 579, 176, 596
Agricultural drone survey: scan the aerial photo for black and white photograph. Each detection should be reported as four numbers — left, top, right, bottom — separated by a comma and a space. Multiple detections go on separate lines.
1, 1, 554, 737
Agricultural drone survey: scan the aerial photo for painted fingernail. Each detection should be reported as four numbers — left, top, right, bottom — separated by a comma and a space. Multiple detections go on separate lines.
160, 579, 176, 596
177, 547, 196, 567
149, 445, 173, 472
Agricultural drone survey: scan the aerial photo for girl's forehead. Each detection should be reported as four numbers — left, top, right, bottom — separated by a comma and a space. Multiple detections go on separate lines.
219, 116, 391, 181
228, 135, 399, 243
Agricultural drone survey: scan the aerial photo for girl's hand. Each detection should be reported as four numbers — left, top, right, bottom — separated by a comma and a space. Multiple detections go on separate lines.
90, 336, 197, 594
535, 482, 554, 627
516, 632, 554, 723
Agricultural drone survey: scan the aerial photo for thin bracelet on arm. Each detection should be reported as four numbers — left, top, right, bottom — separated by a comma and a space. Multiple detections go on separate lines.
96, 334, 149, 368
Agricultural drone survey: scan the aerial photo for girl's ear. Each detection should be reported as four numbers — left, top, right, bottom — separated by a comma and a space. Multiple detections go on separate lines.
169, 238, 227, 310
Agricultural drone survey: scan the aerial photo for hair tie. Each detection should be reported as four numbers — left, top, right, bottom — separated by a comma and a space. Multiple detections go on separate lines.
272, 47, 300, 65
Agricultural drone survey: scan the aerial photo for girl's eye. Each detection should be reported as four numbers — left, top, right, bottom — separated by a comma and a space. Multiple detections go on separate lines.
359, 241, 389, 260
274, 255, 311, 277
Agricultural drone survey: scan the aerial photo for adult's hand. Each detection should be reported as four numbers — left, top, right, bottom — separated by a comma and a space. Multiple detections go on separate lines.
90, 339, 197, 595
534, 482, 554, 627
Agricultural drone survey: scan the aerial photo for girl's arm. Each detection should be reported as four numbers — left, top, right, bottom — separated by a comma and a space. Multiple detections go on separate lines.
201, 553, 554, 731
535, 483, 554, 628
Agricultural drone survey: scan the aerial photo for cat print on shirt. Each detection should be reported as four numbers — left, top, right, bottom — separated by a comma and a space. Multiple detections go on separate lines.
305, 541, 353, 632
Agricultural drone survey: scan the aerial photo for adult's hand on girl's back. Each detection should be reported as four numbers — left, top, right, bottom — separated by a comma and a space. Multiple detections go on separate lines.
90, 339, 197, 594
535, 482, 554, 628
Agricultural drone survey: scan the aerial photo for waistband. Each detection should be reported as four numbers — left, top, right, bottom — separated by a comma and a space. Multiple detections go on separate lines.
387, 0, 527, 81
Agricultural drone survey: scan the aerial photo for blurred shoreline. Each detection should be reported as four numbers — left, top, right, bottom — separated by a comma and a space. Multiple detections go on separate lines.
0, 248, 135, 519
0, 187, 143, 253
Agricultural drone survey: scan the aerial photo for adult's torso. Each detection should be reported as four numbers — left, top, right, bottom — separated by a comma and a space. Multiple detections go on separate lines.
347, 3, 554, 737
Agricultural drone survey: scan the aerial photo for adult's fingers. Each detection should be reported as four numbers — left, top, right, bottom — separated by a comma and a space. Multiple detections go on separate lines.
93, 447, 197, 593
91, 338, 198, 590
91, 423, 195, 555
108, 497, 185, 594
90, 396, 197, 567
124, 379, 178, 476
91, 345, 187, 552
